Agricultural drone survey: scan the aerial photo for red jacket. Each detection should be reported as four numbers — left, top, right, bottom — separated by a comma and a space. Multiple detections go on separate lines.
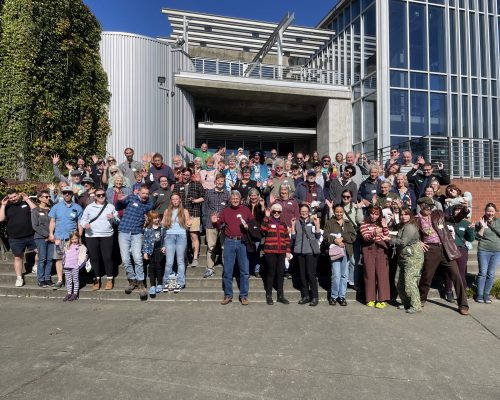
261, 217, 290, 254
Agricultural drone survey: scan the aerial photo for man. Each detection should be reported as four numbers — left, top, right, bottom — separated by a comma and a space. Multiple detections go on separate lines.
399, 151, 415, 175
48, 186, 83, 289
0, 189, 37, 287
375, 181, 399, 208
51, 154, 84, 196
119, 147, 144, 183
202, 174, 230, 278
90, 156, 106, 187
384, 148, 400, 170
291, 164, 304, 187
341, 152, 368, 186
115, 184, 153, 300
171, 154, 184, 182
265, 149, 279, 167
211, 190, 253, 305
294, 170, 325, 215
406, 157, 450, 199
416, 197, 469, 315
357, 165, 383, 207
266, 159, 295, 204
145, 153, 175, 192
328, 165, 358, 205
294, 152, 311, 171
173, 168, 205, 266
150, 175, 172, 217
179, 138, 213, 167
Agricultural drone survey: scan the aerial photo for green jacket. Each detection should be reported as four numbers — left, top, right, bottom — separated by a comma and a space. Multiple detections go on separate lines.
184, 146, 213, 167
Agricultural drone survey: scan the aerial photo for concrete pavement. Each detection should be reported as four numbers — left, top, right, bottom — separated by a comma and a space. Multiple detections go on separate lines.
0, 297, 499, 400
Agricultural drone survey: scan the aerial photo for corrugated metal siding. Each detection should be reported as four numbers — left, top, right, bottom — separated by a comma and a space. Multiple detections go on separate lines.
100, 32, 195, 164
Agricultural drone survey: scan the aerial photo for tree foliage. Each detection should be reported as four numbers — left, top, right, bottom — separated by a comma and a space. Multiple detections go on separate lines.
0, 0, 110, 180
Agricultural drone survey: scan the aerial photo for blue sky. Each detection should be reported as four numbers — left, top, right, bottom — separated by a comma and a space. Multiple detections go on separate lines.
83, 0, 338, 38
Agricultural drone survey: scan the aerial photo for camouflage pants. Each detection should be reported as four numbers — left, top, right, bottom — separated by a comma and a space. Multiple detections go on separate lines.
395, 243, 424, 311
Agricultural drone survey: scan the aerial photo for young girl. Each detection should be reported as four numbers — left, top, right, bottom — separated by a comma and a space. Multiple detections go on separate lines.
63, 232, 88, 302
143, 211, 166, 298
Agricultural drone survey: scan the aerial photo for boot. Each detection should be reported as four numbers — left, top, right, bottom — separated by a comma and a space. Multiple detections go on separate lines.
124, 279, 137, 295
277, 295, 290, 305
137, 282, 148, 301
309, 298, 319, 307
298, 296, 311, 305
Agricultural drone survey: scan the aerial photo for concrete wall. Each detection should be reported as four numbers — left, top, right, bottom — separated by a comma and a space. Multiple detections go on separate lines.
316, 98, 352, 158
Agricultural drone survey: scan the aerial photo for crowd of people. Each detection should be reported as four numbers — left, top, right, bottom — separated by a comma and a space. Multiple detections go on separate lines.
0, 144, 499, 313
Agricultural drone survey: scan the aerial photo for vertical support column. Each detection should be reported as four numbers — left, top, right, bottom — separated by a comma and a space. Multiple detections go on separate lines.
277, 30, 284, 80
378, 0, 391, 150
317, 97, 353, 158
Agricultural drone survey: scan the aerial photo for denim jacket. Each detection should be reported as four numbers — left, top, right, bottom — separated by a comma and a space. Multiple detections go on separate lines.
142, 226, 166, 255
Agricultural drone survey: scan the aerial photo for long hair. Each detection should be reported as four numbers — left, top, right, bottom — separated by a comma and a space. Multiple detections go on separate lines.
145, 210, 160, 228
162, 194, 187, 229
65, 231, 81, 250
364, 205, 383, 225
399, 207, 417, 226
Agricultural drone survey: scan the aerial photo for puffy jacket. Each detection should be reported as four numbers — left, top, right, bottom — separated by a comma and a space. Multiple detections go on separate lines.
261, 217, 290, 254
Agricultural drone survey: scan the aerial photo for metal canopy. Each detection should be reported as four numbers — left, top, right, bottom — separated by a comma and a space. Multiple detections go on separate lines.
162, 8, 333, 59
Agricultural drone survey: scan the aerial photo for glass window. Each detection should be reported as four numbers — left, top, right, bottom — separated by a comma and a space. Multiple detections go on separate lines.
472, 96, 479, 137
462, 95, 469, 137
479, 14, 487, 77
353, 83, 362, 100
362, 0, 374, 11
492, 80, 497, 95
410, 91, 428, 136
452, 94, 459, 136
430, 93, 447, 136
479, 0, 485, 11
352, 0, 360, 18
462, 77, 468, 91
483, 97, 489, 137
493, 98, 499, 139
363, 93, 377, 140
482, 79, 488, 93
345, 5, 351, 26
429, 6, 446, 73
488, 0, 493, 13
460, 11, 468, 74
470, 0, 475, 10
390, 89, 409, 135
363, 4, 377, 77
353, 101, 362, 143
460, 0, 465, 8
410, 72, 428, 89
429, 0, 445, 4
390, 0, 407, 68
409, 3, 427, 71
353, 19, 361, 83
450, 10, 457, 75
471, 78, 478, 94
391, 136, 410, 147
470, 13, 477, 76
390, 70, 408, 87
430, 74, 447, 91
451, 76, 458, 92
489, 16, 497, 78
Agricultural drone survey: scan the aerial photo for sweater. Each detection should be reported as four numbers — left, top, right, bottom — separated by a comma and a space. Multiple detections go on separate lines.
260, 217, 291, 254
31, 206, 51, 239
475, 218, 500, 252
80, 203, 118, 238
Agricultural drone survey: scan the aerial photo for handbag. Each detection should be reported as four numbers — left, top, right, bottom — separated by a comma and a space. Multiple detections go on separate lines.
247, 219, 262, 242
329, 243, 345, 261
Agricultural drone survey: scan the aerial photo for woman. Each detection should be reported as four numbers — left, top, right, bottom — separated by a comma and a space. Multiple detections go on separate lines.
443, 204, 474, 302
311, 150, 321, 164
475, 203, 500, 303
80, 187, 119, 290
213, 146, 225, 166
391, 173, 416, 212
250, 151, 269, 188
260, 203, 291, 305
31, 190, 54, 287
360, 205, 390, 308
284, 160, 293, 177
223, 158, 239, 191
246, 188, 266, 277
430, 178, 445, 207
389, 208, 423, 313
313, 161, 327, 190
162, 193, 192, 292
291, 204, 322, 306
443, 184, 472, 218
324, 204, 356, 306
199, 156, 218, 190
106, 175, 132, 218
238, 157, 249, 176
384, 163, 400, 187
104, 164, 131, 189
416, 186, 443, 213
192, 157, 203, 182
234, 167, 257, 201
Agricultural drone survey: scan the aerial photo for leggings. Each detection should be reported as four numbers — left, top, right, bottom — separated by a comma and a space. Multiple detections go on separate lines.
149, 248, 165, 287
64, 268, 79, 295
85, 236, 114, 279
264, 253, 286, 297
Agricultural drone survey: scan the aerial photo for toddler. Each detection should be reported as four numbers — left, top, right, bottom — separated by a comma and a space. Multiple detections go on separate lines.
62, 232, 88, 302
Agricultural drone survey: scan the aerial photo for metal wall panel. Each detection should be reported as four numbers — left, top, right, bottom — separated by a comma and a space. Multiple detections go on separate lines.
100, 32, 195, 165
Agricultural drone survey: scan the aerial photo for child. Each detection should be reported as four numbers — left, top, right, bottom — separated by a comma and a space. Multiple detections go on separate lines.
132, 170, 144, 194
143, 211, 166, 298
63, 232, 88, 302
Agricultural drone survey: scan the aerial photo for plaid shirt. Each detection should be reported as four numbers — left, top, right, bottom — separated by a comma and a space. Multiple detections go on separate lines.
173, 181, 205, 218
116, 195, 153, 235
202, 188, 230, 228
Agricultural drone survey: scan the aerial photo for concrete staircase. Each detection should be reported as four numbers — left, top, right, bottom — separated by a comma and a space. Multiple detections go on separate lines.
0, 243, 487, 303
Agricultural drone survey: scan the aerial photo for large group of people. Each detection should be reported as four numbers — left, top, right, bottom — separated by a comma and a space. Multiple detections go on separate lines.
0, 144, 499, 314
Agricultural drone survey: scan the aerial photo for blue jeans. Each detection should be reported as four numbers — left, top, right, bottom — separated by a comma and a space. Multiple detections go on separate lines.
331, 255, 348, 299
348, 235, 361, 286
118, 232, 144, 281
163, 234, 187, 286
477, 250, 500, 300
35, 238, 54, 282
223, 239, 249, 298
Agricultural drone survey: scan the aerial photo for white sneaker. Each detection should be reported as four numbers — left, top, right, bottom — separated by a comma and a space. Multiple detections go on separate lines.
32, 266, 37, 274
15, 277, 24, 287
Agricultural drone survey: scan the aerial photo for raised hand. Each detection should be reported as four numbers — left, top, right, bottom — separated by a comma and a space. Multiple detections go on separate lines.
65, 161, 74, 171
91, 155, 99, 164
51, 154, 60, 165
179, 138, 185, 147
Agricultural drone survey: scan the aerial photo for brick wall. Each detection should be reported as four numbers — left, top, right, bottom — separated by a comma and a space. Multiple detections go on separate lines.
451, 179, 500, 220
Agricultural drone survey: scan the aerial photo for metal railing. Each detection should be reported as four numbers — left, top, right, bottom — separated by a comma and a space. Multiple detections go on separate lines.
190, 57, 346, 86
373, 136, 500, 180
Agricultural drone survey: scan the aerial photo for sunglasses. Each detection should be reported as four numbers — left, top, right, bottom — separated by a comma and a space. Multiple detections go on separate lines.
63, 192, 73, 195
323, 160, 331, 163
296, 157, 303, 160
96, 194, 106, 198
272, 210, 282, 214
110, 171, 118, 175
107, 159, 116, 163
40, 195, 50, 198
342, 196, 351, 199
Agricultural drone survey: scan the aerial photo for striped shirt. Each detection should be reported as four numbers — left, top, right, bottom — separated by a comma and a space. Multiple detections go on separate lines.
360, 222, 389, 244
260, 217, 291, 254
